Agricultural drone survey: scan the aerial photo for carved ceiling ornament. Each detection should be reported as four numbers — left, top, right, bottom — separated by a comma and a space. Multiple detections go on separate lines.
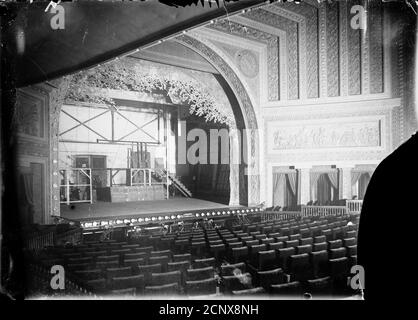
235, 49, 259, 78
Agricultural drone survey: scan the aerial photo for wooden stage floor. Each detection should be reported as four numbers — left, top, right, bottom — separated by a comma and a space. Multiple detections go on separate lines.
61, 198, 235, 221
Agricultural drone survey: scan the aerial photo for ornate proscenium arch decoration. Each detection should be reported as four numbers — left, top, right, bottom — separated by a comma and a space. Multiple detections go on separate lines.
175, 35, 260, 206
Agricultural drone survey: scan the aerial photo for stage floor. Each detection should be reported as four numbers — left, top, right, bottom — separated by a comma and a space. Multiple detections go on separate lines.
61, 198, 235, 221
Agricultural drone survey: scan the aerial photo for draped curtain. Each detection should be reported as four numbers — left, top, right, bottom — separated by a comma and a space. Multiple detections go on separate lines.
327, 171, 339, 201
22, 173, 34, 206
310, 172, 322, 202
317, 174, 332, 205
273, 172, 286, 208
358, 173, 371, 199
285, 173, 297, 209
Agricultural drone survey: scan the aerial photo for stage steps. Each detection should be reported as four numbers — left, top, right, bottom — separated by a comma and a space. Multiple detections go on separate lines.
152, 169, 192, 198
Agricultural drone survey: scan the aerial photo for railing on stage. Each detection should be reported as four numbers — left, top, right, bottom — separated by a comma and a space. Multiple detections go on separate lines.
130, 168, 154, 186
59, 168, 93, 205
347, 200, 363, 213
24, 231, 55, 251
261, 200, 363, 222
301, 205, 348, 217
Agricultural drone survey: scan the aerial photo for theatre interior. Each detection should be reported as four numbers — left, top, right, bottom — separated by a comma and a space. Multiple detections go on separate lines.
1, 0, 416, 299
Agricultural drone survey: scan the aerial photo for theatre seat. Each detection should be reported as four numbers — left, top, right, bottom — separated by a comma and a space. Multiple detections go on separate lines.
150, 250, 171, 258
285, 240, 299, 248
220, 262, 246, 276
111, 274, 145, 293
86, 278, 107, 293
268, 242, 284, 251
289, 234, 301, 241
144, 283, 180, 296
270, 281, 302, 296
328, 240, 343, 249
287, 253, 311, 281
85, 250, 107, 259
173, 239, 189, 253
257, 268, 286, 289
96, 261, 120, 271
310, 250, 329, 278
168, 260, 191, 273
313, 242, 328, 252
299, 229, 311, 238
191, 242, 207, 257
151, 270, 182, 287
67, 262, 92, 271
193, 257, 216, 269
275, 236, 288, 243
173, 253, 192, 262
138, 263, 162, 285
329, 247, 347, 259
96, 255, 119, 263
306, 276, 332, 297
134, 246, 153, 254
124, 252, 148, 262
186, 278, 217, 296
111, 287, 136, 296
296, 244, 313, 254
209, 244, 226, 261
276, 247, 296, 271
74, 269, 103, 281
221, 273, 252, 293
343, 238, 357, 247
300, 238, 313, 246
346, 231, 357, 238
68, 257, 93, 265
346, 245, 357, 257
250, 250, 276, 272
186, 267, 214, 281
230, 246, 248, 263
314, 235, 326, 243
124, 258, 145, 272
244, 239, 259, 247
232, 287, 265, 295
106, 267, 132, 280
148, 256, 170, 271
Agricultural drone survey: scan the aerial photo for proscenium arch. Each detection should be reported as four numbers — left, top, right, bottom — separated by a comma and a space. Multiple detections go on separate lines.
175, 35, 260, 206
47, 36, 260, 217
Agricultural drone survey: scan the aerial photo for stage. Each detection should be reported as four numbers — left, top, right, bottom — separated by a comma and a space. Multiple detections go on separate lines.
61, 198, 241, 223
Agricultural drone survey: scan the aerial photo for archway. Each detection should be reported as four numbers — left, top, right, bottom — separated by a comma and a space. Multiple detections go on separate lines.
47, 36, 260, 217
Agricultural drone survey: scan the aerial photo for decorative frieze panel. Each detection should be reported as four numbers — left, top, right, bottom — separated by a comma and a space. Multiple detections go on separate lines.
267, 118, 382, 151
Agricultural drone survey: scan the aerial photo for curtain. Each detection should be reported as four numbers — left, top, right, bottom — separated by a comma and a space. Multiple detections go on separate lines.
359, 173, 371, 199
286, 172, 297, 195
273, 173, 286, 207
351, 171, 363, 186
317, 174, 332, 205
327, 171, 338, 190
22, 173, 34, 206
327, 171, 339, 201
310, 172, 322, 202
285, 173, 297, 210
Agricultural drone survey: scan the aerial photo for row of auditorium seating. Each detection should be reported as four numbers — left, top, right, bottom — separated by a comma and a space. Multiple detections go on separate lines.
31, 214, 359, 297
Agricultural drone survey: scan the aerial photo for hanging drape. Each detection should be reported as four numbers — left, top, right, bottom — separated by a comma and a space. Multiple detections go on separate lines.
327, 171, 339, 201
317, 174, 332, 205
22, 173, 34, 206
359, 173, 371, 199
273, 172, 286, 207
351, 171, 363, 186
285, 172, 297, 209
286, 172, 297, 195
310, 172, 322, 202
